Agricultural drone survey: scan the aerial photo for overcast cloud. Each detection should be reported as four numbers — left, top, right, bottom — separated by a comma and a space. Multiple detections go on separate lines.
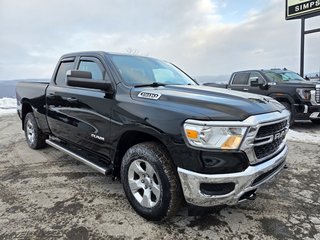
0, 0, 319, 80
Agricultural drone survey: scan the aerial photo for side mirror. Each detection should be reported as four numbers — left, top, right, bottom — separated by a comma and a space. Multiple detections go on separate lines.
249, 77, 265, 88
67, 70, 92, 80
66, 70, 113, 92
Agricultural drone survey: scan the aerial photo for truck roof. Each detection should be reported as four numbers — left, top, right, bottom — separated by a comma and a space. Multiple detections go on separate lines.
60, 51, 150, 59
233, 68, 292, 74
61, 51, 107, 58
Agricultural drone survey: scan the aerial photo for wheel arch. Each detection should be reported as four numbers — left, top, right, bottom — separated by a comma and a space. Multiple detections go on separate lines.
112, 129, 172, 178
21, 101, 33, 130
268, 93, 295, 105
269, 93, 295, 125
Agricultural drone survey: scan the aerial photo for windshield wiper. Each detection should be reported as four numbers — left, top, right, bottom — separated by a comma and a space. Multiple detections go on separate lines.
134, 82, 167, 88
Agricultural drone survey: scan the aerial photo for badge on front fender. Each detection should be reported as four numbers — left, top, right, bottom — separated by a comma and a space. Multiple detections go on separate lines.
138, 92, 161, 100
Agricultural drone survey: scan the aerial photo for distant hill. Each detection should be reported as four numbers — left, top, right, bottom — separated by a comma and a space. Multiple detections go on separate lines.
0, 79, 49, 98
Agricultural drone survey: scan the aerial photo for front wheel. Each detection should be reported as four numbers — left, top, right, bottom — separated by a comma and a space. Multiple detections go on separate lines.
121, 142, 182, 221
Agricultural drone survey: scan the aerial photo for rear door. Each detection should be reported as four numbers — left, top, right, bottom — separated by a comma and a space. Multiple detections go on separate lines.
46, 55, 114, 158
46, 57, 76, 140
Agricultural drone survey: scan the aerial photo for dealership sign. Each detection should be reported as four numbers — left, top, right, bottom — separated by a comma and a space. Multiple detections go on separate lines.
286, 0, 320, 19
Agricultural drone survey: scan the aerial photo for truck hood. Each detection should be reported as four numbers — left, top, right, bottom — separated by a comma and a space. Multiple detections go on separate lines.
277, 81, 316, 88
130, 85, 285, 121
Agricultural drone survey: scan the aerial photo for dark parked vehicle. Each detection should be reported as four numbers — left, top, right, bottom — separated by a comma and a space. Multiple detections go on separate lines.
16, 52, 290, 220
205, 69, 320, 125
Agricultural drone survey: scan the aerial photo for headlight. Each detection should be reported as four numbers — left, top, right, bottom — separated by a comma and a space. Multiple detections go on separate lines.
183, 122, 248, 150
296, 88, 312, 101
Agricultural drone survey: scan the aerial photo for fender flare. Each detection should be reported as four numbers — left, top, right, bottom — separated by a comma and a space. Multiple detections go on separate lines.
110, 124, 174, 176
268, 93, 295, 105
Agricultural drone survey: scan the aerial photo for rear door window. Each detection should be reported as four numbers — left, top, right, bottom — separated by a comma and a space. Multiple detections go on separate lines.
231, 72, 250, 85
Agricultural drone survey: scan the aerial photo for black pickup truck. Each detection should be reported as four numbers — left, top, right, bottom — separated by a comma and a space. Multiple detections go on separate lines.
205, 69, 320, 125
16, 52, 290, 220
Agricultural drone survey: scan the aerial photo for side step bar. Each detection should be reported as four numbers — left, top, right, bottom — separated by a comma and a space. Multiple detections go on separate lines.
46, 139, 111, 175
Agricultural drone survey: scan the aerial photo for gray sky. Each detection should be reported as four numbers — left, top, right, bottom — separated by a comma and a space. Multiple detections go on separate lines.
0, 0, 319, 80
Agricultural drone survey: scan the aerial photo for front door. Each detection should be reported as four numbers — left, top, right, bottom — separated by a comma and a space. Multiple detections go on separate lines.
247, 72, 268, 95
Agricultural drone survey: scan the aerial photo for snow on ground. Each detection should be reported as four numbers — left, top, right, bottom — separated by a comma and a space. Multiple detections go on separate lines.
0, 97, 17, 116
286, 129, 320, 145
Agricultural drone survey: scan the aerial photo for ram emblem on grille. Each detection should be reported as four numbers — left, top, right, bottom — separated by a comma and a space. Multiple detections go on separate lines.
274, 130, 286, 140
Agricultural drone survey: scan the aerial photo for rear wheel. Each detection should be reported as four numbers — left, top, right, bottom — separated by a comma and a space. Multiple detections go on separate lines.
24, 112, 47, 149
121, 142, 182, 221
281, 102, 294, 126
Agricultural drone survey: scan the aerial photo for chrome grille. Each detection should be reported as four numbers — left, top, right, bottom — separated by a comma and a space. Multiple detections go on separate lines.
256, 120, 288, 138
238, 111, 290, 165
253, 119, 288, 161
316, 87, 320, 103
254, 138, 284, 159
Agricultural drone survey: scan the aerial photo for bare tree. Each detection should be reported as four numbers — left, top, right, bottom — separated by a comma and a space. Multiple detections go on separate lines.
125, 47, 139, 55
125, 48, 149, 57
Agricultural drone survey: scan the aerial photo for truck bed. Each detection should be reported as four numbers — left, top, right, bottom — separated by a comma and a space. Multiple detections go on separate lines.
16, 81, 49, 131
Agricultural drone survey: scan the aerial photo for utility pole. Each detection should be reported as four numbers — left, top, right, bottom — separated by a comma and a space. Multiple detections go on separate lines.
300, 17, 305, 77
299, 15, 320, 78
286, 0, 320, 78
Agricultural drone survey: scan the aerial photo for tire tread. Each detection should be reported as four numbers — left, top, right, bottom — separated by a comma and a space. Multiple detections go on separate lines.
121, 141, 183, 221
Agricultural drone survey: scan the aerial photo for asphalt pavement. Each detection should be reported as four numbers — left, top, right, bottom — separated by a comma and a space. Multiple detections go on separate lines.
0, 115, 319, 240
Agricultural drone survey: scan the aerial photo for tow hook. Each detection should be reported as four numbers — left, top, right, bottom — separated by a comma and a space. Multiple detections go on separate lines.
247, 192, 257, 201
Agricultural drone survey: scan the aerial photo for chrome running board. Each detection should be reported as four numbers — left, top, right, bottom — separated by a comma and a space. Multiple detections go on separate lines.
46, 139, 111, 175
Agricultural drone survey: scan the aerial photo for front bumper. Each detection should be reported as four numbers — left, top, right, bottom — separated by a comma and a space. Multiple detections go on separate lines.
178, 144, 288, 207
294, 104, 320, 120
295, 87, 320, 120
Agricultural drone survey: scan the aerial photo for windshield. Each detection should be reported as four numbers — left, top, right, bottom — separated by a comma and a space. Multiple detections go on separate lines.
110, 55, 197, 86
264, 71, 306, 82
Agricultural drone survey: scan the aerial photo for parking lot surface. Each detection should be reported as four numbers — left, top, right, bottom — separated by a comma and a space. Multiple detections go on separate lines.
0, 115, 319, 240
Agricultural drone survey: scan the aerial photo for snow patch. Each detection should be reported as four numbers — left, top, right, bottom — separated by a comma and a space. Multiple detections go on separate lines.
0, 97, 17, 116
286, 129, 320, 145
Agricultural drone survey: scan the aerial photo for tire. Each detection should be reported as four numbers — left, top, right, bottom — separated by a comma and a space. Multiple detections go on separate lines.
24, 112, 47, 149
281, 102, 294, 127
311, 119, 320, 124
121, 142, 182, 221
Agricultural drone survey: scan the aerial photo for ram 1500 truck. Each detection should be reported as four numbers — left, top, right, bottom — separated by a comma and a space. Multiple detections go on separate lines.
204, 69, 320, 125
16, 52, 290, 221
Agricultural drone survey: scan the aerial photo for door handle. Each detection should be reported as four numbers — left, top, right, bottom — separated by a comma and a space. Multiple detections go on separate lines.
243, 88, 249, 91
66, 97, 79, 103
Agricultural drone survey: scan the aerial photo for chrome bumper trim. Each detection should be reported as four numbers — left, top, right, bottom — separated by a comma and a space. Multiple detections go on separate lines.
311, 87, 320, 106
310, 112, 320, 119
177, 145, 288, 207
